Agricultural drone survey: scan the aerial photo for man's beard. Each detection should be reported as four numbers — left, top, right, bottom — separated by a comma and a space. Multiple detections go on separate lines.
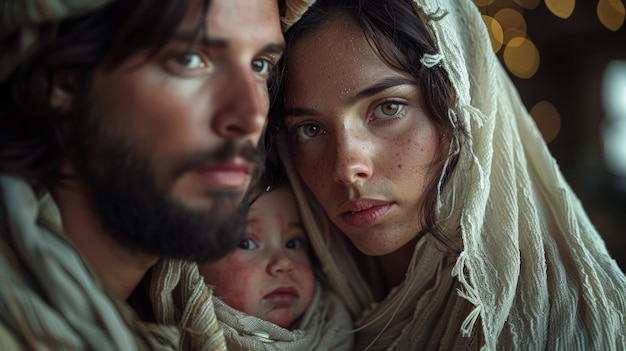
73, 109, 263, 263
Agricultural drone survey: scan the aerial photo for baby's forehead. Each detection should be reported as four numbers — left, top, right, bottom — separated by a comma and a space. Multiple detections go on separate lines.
246, 188, 305, 233
250, 184, 296, 209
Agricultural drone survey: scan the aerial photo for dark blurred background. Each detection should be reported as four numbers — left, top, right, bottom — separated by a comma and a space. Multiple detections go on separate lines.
473, 0, 626, 271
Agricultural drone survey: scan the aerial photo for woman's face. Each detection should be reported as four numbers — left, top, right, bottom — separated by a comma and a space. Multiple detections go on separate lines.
283, 16, 442, 256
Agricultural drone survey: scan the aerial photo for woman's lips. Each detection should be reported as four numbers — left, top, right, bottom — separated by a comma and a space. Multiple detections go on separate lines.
264, 287, 299, 305
338, 199, 393, 229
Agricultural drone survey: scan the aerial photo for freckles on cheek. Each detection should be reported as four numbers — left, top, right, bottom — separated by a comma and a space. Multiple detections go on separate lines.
299, 158, 332, 192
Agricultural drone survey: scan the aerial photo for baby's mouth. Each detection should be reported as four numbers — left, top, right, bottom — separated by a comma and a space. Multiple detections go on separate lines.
264, 287, 299, 305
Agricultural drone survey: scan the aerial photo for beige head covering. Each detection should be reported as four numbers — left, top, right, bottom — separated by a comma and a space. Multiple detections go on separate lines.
278, 0, 626, 349
280, 0, 315, 31
0, 0, 118, 82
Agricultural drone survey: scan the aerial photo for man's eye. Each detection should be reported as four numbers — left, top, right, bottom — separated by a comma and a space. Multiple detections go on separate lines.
238, 238, 257, 250
166, 51, 211, 73
252, 58, 272, 75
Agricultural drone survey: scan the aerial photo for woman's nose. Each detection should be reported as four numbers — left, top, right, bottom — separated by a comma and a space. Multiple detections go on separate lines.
332, 127, 373, 185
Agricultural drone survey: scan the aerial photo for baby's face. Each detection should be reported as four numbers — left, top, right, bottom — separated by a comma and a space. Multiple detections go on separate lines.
199, 185, 316, 328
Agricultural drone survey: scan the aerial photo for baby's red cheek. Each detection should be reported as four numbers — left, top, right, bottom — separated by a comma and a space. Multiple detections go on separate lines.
221, 256, 254, 312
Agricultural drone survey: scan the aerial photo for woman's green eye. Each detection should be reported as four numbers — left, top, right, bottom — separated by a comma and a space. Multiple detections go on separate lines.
382, 102, 400, 115
374, 101, 405, 119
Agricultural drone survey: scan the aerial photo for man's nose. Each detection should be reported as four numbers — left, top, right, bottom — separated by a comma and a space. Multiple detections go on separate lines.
211, 66, 267, 144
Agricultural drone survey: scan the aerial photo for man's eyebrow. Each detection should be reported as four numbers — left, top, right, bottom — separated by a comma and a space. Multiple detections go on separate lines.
170, 32, 285, 55
284, 76, 416, 119
171, 31, 228, 48
260, 43, 286, 56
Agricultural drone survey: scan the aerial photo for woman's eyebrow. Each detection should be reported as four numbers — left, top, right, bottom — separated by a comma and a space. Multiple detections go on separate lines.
284, 107, 319, 118
350, 76, 416, 104
284, 76, 416, 118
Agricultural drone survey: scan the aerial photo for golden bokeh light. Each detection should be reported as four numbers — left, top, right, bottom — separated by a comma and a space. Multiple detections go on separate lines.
475, 0, 621, 88
482, 15, 505, 52
494, 8, 527, 32
503, 27, 529, 46
545, 0, 576, 19
530, 101, 562, 143
503, 37, 540, 78
597, 0, 626, 32
494, 8, 528, 45
514, 0, 542, 9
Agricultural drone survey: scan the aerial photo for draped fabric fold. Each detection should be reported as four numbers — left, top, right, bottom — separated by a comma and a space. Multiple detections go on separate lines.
150, 259, 227, 351
0, 175, 176, 350
212, 282, 353, 351
0, 175, 229, 350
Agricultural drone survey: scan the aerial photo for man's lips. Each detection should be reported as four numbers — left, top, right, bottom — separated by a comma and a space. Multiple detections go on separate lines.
195, 161, 250, 188
264, 287, 299, 305
337, 198, 393, 229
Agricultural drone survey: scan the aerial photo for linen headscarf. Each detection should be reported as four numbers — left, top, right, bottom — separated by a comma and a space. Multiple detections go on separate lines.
211, 281, 353, 350
277, 0, 626, 350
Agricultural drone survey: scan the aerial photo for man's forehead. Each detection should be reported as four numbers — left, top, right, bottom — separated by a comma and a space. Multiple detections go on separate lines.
179, 0, 283, 44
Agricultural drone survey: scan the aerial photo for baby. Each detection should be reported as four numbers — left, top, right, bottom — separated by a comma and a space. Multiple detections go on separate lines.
199, 178, 353, 350
199, 181, 315, 329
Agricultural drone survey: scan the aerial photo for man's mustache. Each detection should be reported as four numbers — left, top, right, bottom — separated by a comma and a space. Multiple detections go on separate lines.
172, 140, 263, 180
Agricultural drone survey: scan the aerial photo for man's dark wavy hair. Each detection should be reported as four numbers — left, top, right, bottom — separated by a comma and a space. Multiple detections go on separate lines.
0, 0, 210, 189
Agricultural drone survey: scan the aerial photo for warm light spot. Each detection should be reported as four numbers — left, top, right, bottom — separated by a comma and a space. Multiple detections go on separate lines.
494, 8, 528, 45
597, 0, 626, 32
488, 0, 520, 10
482, 15, 505, 52
530, 101, 561, 143
503, 37, 540, 78
514, 0, 542, 9
474, 0, 496, 6
503, 28, 529, 46
494, 8, 527, 32
545, 0, 576, 19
